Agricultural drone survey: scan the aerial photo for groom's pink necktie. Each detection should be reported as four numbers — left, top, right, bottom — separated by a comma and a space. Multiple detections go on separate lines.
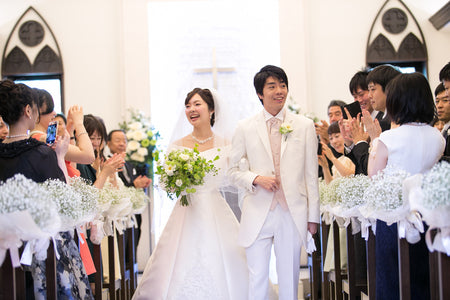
267, 117, 288, 211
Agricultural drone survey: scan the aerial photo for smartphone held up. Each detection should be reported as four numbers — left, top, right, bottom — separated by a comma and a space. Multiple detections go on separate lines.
46, 121, 58, 146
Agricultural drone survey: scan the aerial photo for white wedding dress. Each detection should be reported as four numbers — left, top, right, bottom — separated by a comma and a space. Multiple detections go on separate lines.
132, 145, 249, 300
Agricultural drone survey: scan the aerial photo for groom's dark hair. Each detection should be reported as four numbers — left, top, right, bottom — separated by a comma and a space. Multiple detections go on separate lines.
254, 65, 289, 105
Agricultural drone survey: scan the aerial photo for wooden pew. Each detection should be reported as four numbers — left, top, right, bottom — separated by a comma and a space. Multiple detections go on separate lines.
428, 228, 450, 299
0, 250, 18, 299
46, 239, 57, 300
364, 229, 376, 300
343, 224, 368, 300
126, 226, 138, 295
310, 230, 322, 300
104, 235, 122, 300
397, 236, 410, 300
320, 221, 331, 300
118, 230, 131, 299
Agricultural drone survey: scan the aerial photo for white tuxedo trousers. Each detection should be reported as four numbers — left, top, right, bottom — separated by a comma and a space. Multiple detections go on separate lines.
246, 205, 302, 300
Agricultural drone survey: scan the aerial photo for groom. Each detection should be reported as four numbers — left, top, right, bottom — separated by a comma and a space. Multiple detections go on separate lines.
229, 65, 320, 299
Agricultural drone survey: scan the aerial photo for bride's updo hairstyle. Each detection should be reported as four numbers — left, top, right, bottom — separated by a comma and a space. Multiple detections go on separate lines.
0, 80, 38, 126
185, 88, 215, 127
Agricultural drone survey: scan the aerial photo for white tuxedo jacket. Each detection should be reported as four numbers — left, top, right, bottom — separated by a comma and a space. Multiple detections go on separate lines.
228, 110, 320, 248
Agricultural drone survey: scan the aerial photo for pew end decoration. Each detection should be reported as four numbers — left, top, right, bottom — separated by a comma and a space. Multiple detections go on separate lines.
405, 161, 450, 255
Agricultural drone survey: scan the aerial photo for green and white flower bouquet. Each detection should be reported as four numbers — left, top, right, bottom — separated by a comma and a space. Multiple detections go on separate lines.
119, 108, 160, 176
156, 146, 219, 206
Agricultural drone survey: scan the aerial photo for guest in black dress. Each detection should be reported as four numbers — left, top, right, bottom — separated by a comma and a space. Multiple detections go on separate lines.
0, 80, 93, 299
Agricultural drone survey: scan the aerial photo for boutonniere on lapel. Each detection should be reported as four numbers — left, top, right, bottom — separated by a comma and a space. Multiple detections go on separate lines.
279, 122, 293, 141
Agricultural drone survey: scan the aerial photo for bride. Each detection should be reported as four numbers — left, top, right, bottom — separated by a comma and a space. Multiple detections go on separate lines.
132, 88, 248, 300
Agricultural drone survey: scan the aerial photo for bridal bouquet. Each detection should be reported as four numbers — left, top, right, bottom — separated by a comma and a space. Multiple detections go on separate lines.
156, 146, 219, 206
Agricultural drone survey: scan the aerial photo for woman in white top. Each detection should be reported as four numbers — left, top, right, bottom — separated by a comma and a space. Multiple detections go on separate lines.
368, 72, 445, 300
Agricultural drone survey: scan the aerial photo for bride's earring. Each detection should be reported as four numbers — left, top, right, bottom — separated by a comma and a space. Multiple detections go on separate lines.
210, 113, 213, 119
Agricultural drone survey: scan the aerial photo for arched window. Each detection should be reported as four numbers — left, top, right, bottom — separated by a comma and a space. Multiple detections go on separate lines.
2, 7, 64, 113
366, 0, 428, 75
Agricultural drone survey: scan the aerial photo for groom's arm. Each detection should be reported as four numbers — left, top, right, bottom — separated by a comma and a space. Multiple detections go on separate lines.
303, 119, 320, 225
228, 122, 259, 192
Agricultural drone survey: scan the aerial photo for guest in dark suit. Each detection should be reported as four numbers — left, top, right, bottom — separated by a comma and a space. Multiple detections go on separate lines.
107, 130, 152, 247
439, 62, 450, 159
342, 65, 401, 175
349, 69, 383, 121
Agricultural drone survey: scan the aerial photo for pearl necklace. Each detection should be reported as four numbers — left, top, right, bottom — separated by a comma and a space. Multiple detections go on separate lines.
6, 134, 29, 139
190, 133, 214, 144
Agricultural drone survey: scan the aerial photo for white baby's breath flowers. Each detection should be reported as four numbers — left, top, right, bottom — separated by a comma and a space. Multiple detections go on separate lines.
0, 174, 59, 231
421, 161, 450, 210
325, 177, 345, 205
363, 165, 410, 211
45, 178, 95, 230
336, 175, 371, 209
125, 187, 149, 212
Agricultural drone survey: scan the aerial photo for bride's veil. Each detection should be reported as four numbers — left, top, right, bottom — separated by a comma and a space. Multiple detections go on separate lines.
166, 88, 242, 209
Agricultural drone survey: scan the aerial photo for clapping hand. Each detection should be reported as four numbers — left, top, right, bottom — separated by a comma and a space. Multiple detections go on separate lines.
102, 153, 126, 176
317, 153, 329, 169
315, 120, 330, 144
361, 110, 382, 141
134, 175, 152, 189
66, 105, 84, 135
321, 142, 335, 162
350, 113, 369, 144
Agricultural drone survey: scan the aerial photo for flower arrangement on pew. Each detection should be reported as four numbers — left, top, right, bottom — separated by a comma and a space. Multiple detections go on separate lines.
405, 161, 450, 254
0, 173, 150, 265
44, 177, 99, 231
0, 174, 61, 266
119, 108, 160, 177
94, 182, 150, 239
335, 175, 371, 233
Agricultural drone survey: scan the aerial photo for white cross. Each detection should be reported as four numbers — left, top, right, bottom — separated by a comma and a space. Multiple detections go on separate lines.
194, 48, 235, 90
